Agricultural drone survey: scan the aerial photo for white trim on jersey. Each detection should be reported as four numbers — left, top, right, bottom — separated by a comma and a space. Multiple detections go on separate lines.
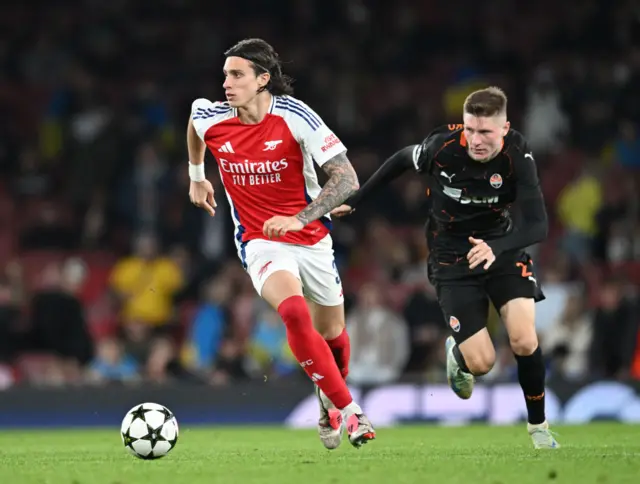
191, 98, 234, 140
412, 145, 421, 171
216, 165, 247, 267
272, 95, 347, 167
269, 94, 276, 114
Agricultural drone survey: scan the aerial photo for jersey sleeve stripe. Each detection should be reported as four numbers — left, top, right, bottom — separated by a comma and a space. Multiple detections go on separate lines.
412, 145, 421, 171
196, 108, 229, 116
274, 100, 321, 130
194, 107, 232, 115
283, 97, 322, 125
192, 108, 232, 120
198, 105, 230, 111
275, 99, 320, 129
233, 208, 248, 269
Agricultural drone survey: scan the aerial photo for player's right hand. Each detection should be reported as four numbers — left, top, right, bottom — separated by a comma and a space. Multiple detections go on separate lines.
189, 179, 217, 216
330, 204, 354, 217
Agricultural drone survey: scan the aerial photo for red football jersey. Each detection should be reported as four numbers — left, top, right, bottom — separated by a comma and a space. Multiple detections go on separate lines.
192, 95, 347, 258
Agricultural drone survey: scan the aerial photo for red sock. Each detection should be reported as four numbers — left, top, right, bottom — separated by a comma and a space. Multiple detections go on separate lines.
278, 296, 353, 409
326, 329, 350, 380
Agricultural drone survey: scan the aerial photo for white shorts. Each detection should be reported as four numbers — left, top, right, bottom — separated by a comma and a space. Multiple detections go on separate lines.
241, 235, 344, 307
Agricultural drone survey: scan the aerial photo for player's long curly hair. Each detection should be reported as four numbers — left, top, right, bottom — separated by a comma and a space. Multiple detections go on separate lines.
225, 38, 294, 96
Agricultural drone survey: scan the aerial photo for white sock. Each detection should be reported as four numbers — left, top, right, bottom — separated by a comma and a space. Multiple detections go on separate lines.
527, 420, 548, 432
340, 401, 363, 416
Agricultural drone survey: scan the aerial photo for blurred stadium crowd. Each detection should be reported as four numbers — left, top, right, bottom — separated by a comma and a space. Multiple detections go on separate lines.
0, 0, 639, 389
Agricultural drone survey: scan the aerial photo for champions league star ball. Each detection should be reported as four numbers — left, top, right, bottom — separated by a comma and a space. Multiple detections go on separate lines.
120, 403, 179, 459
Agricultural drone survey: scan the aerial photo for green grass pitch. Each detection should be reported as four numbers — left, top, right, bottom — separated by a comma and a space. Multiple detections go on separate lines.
0, 423, 638, 483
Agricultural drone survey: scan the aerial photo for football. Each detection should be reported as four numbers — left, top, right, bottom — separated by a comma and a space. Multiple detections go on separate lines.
120, 402, 179, 459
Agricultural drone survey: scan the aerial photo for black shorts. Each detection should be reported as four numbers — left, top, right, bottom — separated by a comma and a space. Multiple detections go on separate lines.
428, 250, 545, 344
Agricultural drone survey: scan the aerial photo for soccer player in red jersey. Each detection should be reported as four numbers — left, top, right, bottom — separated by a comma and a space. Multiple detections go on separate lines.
186, 38, 374, 449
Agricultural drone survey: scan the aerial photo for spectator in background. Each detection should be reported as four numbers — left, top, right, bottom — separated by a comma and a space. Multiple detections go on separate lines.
593, 177, 636, 263
80, 189, 110, 249
86, 337, 139, 385
535, 256, 580, 334
11, 148, 52, 199
614, 120, 640, 172
27, 258, 94, 385
347, 282, 409, 385
248, 305, 297, 379
115, 142, 172, 235
168, 245, 193, 287
181, 276, 229, 375
568, 61, 618, 154
606, 220, 640, 263
402, 281, 445, 376
523, 68, 569, 158
346, 217, 410, 288
557, 163, 603, 261
19, 201, 77, 250
209, 339, 250, 386
541, 293, 592, 380
0, 270, 22, 388
109, 232, 183, 383
44, 66, 121, 208
589, 278, 639, 379
161, 168, 208, 257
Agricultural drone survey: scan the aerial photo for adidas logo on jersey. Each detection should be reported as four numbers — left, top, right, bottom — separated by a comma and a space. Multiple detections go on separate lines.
218, 141, 235, 153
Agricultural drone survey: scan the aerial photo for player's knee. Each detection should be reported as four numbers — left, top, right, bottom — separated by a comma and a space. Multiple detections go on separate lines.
463, 346, 495, 375
313, 314, 345, 340
307, 299, 345, 340
316, 324, 343, 340
510, 334, 539, 356
466, 355, 495, 376
459, 330, 495, 375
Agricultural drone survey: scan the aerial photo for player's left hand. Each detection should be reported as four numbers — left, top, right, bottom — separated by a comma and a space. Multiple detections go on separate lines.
330, 204, 354, 217
263, 216, 304, 238
467, 237, 496, 270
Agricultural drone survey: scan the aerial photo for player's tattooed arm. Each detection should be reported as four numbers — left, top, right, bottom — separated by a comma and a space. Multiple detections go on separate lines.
295, 152, 359, 226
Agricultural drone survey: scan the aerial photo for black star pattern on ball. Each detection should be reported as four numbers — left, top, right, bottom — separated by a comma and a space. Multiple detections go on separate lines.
129, 405, 154, 422
166, 431, 178, 448
122, 426, 136, 449
142, 422, 168, 449
139, 451, 157, 460
159, 407, 174, 423
159, 408, 178, 447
